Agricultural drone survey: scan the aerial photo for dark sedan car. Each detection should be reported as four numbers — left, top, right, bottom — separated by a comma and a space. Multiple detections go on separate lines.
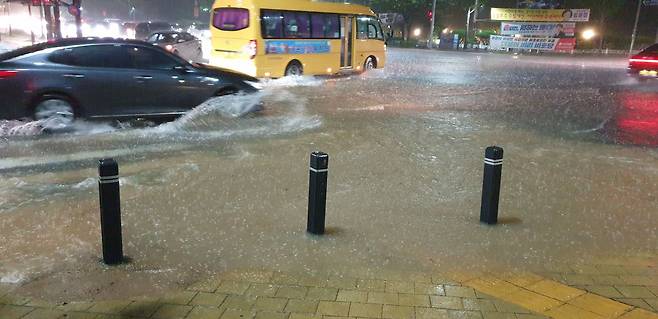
0, 38, 260, 124
135, 22, 175, 41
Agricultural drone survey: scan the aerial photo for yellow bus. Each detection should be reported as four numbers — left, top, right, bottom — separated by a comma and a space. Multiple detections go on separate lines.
209, 0, 386, 78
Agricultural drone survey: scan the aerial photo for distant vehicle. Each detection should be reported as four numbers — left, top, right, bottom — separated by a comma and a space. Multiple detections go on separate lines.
0, 38, 261, 125
629, 43, 658, 78
135, 21, 174, 40
147, 31, 203, 62
209, 0, 386, 78
122, 22, 139, 38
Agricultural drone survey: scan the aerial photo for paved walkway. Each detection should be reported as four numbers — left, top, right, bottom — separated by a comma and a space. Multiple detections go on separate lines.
1, 255, 657, 319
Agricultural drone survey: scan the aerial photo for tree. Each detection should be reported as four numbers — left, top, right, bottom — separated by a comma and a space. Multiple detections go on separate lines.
572, 0, 625, 50
370, 0, 476, 40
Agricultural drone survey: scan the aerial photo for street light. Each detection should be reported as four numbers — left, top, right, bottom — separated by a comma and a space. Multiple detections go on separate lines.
413, 28, 421, 37
582, 29, 596, 41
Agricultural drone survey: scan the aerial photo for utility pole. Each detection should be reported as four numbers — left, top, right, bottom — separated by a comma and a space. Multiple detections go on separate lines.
39, 0, 45, 39
629, 0, 642, 55
52, 0, 62, 39
428, 0, 437, 48
466, 5, 476, 50
44, 2, 53, 40
73, 0, 82, 37
7, 0, 12, 36
472, 0, 480, 46
28, 2, 35, 44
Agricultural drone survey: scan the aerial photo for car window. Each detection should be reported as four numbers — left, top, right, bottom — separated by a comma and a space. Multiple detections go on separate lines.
0, 42, 48, 61
151, 22, 172, 31
161, 33, 179, 43
127, 46, 179, 70
643, 44, 658, 53
136, 23, 149, 33
48, 45, 132, 69
147, 33, 160, 42
182, 33, 196, 41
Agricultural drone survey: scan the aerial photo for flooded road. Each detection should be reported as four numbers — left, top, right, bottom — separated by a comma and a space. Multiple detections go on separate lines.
1, 49, 657, 301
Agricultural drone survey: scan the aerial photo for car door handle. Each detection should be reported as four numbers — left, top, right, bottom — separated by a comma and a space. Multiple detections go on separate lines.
63, 74, 85, 78
134, 75, 153, 80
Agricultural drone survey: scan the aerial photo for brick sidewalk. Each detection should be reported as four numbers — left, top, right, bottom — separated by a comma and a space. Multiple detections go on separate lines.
1, 255, 656, 319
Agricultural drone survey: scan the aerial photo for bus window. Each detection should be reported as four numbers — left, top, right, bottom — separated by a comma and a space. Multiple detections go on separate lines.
373, 20, 385, 40
262, 10, 283, 38
213, 8, 249, 31
311, 14, 340, 39
367, 24, 377, 39
357, 17, 368, 39
283, 12, 311, 38
357, 16, 384, 41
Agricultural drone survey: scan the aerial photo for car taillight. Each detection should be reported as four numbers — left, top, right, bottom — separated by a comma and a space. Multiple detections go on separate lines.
0, 70, 18, 78
630, 56, 658, 63
247, 40, 257, 59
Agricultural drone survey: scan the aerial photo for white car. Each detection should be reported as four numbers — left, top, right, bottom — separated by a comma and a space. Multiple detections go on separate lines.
147, 31, 203, 63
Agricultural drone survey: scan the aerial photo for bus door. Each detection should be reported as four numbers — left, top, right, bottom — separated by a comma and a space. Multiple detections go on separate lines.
340, 16, 354, 68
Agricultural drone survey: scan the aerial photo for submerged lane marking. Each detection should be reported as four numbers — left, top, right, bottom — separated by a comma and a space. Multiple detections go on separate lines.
0, 144, 188, 171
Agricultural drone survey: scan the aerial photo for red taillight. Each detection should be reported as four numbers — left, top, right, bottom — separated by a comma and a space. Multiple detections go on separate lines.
247, 40, 257, 59
630, 56, 658, 63
0, 70, 18, 78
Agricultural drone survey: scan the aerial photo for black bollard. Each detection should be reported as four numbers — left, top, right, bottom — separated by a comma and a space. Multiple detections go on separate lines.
307, 152, 329, 235
480, 146, 504, 225
98, 158, 123, 265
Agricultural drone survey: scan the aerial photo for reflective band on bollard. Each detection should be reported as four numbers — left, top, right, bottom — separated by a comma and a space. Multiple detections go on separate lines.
98, 158, 124, 265
307, 152, 329, 235
480, 146, 503, 225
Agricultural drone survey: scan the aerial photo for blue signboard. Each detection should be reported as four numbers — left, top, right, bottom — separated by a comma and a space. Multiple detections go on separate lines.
265, 40, 331, 55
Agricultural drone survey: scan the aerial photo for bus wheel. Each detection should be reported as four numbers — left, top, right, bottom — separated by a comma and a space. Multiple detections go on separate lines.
285, 61, 303, 77
364, 57, 376, 71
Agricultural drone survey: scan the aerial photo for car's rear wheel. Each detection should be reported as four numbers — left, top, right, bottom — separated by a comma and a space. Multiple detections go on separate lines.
34, 96, 76, 125
285, 61, 303, 77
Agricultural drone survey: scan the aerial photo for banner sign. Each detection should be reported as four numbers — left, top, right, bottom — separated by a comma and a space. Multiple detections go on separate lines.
265, 40, 331, 55
491, 8, 590, 22
490, 35, 576, 51
500, 22, 575, 37
518, 0, 562, 9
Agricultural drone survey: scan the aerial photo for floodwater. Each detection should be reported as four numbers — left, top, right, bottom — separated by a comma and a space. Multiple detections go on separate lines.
1, 49, 657, 301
